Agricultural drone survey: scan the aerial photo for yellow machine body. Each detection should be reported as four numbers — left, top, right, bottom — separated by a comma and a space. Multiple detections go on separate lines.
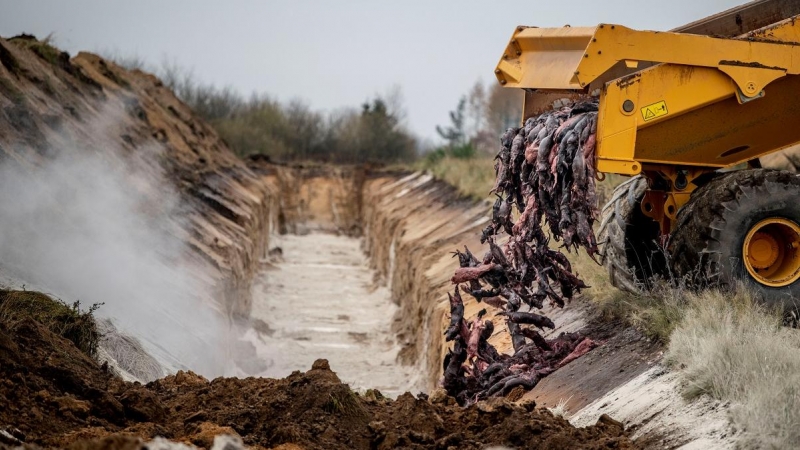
495, 16, 800, 231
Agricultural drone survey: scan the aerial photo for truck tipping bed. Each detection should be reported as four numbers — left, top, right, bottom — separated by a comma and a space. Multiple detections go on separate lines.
494, 0, 800, 176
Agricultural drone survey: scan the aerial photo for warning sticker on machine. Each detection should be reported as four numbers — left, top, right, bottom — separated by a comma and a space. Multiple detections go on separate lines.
641, 101, 668, 121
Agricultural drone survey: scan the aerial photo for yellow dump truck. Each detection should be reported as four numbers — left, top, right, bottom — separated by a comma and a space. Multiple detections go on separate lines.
494, 0, 800, 306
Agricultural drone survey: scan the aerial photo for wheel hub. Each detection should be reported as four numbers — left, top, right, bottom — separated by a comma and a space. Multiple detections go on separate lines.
743, 218, 800, 287
747, 232, 779, 269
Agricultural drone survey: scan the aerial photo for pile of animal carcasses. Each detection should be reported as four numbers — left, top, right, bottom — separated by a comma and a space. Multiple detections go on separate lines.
443, 100, 600, 405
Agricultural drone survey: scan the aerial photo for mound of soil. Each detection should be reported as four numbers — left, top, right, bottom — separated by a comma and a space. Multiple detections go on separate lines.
0, 316, 635, 449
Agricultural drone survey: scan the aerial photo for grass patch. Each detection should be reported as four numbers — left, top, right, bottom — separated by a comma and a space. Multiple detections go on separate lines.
0, 289, 102, 357
577, 268, 800, 447
419, 155, 629, 204
9, 34, 66, 68
419, 155, 495, 200
666, 286, 800, 448
322, 386, 367, 418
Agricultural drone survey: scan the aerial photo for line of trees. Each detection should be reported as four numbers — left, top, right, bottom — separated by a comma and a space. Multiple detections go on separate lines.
111, 56, 418, 164
108, 53, 521, 165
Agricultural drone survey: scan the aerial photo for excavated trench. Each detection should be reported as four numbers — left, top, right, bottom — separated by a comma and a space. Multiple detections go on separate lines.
245, 163, 492, 392
246, 164, 737, 447
0, 34, 488, 395
247, 232, 420, 396
0, 40, 731, 447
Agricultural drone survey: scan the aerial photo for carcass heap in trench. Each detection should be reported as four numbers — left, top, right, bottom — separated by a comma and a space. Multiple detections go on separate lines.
443, 100, 601, 405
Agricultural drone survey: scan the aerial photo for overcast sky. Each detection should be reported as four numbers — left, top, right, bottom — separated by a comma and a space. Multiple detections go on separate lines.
1, 0, 745, 142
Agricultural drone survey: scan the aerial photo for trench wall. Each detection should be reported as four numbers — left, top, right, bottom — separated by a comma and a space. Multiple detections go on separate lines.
361, 173, 491, 388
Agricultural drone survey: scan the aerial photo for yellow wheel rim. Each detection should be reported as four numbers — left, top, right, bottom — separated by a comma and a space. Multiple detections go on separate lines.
743, 218, 800, 287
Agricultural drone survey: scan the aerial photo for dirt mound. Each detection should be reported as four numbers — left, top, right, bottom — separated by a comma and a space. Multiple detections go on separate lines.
0, 313, 635, 449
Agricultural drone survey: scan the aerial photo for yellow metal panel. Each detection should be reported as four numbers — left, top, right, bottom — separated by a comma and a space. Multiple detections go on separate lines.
572, 23, 800, 94
635, 73, 800, 167
495, 26, 595, 89
747, 15, 800, 43
498, 18, 800, 94
595, 61, 800, 169
597, 64, 742, 170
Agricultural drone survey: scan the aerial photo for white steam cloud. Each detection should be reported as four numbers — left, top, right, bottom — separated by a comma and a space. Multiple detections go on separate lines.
0, 144, 232, 378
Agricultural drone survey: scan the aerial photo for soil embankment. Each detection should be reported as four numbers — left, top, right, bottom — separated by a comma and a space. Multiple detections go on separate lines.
0, 35, 272, 318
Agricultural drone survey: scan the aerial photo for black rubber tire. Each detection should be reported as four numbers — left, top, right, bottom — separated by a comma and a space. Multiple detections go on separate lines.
669, 169, 800, 311
598, 176, 666, 293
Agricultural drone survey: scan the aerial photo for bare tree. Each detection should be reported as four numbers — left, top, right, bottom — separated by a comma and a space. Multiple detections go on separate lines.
486, 83, 523, 134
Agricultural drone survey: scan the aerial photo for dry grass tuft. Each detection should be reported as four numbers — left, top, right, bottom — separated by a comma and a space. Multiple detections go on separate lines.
9, 34, 65, 68
420, 156, 496, 200
0, 289, 101, 357
323, 386, 367, 418
666, 286, 800, 448
547, 397, 573, 418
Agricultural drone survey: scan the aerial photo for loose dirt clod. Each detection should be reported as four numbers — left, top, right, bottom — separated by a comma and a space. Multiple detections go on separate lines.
445, 101, 601, 404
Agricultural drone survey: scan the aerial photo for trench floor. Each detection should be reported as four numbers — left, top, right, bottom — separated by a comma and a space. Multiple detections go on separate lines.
247, 232, 419, 397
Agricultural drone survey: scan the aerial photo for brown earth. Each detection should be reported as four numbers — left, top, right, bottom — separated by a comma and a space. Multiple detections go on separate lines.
0, 311, 636, 450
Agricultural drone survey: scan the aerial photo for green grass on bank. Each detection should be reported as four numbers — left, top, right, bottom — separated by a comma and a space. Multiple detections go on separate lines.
419, 155, 496, 200
0, 289, 101, 357
420, 155, 628, 204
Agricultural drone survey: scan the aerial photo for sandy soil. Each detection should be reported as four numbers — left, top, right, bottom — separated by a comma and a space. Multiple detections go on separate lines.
245, 232, 421, 397
571, 366, 737, 449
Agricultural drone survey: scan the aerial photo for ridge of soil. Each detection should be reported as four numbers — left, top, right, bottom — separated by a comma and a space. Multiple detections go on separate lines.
0, 312, 637, 449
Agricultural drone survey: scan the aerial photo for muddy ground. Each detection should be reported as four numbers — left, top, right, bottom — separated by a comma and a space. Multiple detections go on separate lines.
0, 310, 636, 449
